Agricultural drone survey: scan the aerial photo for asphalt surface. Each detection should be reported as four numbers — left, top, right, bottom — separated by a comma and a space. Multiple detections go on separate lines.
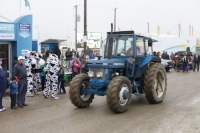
1, 69, 200, 133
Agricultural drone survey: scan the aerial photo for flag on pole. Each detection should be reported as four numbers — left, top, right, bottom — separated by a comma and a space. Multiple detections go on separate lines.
24, 0, 31, 10
157, 25, 160, 36
189, 25, 191, 35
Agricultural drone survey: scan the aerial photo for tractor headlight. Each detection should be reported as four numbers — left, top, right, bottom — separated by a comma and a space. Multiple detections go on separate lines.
88, 71, 94, 77
96, 72, 103, 77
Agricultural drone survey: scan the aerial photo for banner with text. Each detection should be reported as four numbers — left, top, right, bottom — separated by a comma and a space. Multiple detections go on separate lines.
0, 23, 15, 40
19, 23, 31, 38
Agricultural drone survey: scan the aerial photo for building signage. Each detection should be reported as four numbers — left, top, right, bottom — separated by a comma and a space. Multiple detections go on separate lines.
19, 23, 31, 38
22, 49, 30, 55
77, 32, 102, 49
0, 23, 15, 40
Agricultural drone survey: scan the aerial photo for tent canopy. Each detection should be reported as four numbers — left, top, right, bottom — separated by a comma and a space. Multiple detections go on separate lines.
41, 39, 66, 44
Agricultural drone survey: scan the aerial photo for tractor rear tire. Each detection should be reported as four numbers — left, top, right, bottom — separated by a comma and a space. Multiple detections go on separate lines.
69, 73, 94, 108
144, 63, 167, 104
107, 76, 132, 113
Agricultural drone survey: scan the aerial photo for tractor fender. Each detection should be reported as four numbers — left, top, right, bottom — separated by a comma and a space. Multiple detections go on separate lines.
140, 55, 153, 67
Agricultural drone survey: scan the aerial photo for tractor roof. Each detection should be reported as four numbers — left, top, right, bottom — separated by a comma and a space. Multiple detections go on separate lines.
107, 31, 134, 35
107, 31, 158, 42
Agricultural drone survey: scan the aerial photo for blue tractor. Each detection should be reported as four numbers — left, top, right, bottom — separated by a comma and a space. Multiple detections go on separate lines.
69, 24, 167, 113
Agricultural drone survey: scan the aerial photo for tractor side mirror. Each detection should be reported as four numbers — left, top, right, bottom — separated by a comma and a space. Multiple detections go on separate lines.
148, 39, 153, 46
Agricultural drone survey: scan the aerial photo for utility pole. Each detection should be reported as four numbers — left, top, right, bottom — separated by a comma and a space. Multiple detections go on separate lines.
84, 0, 87, 54
147, 22, 150, 33
114, 8, 117, 32
74, 5, 78, 50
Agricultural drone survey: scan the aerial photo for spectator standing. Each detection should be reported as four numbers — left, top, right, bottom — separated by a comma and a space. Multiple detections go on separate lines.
58, 66, 66, 94
53, 46, 61, 59
76, 52, 80, 59
173, 53, 177, 69
0, 58, 9, 112
45, 48, 50, 59
156, 52, 160, 57
12, 56, 18, 76
65, 48, 72, 72
153, 51, 157, 56
10, 76, 19, 109
161, 51, 166, 59
14, 56, 28, 108
12, 56, 18, 68
70, 57, 81, 77
170, 52, 174, 61
175, 53, 181, 72
165, 52, 170, 60
182, 52, 189, 72
72, 49, 77, 59
89, 51, 95, 59
193, 52, 200, 72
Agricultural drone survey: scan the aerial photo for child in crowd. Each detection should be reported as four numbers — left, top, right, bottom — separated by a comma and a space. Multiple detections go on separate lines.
10, 76, 19, 109
58, 65, 67, 94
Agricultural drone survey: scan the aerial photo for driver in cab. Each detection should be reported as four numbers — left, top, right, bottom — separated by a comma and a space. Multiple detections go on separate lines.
125, 41, 141, 55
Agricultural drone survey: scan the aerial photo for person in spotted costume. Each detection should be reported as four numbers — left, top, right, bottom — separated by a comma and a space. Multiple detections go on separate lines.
32, 52, 45, 95
43, 54, 60, 99
25, 51, 35, 97
25, 52, 45, 97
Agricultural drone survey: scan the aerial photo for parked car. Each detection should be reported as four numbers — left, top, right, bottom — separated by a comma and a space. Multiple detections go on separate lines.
161, 59, 173, 72
177, 51, 193, 69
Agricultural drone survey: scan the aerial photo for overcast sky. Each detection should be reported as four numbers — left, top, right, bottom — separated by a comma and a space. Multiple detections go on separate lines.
0, 0, 200, 42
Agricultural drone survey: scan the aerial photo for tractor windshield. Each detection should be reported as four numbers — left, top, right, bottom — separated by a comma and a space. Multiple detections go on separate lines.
105, 36, 148, 57
105, 36, 133, 57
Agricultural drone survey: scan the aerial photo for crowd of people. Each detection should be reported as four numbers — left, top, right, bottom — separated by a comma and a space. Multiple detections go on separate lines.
154, 50, 200, 72
0, 46, 100, 112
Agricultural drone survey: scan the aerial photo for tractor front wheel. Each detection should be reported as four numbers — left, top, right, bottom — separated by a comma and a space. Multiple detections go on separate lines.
69, 73, 94, 108
107, 76, 132, 113
144, 63, 167, 104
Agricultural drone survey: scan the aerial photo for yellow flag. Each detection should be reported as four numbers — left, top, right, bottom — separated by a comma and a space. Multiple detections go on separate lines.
158, 25, 160, 36
118, 27, 120, 31
192, 26, 194, 36
189, 25, 191, 35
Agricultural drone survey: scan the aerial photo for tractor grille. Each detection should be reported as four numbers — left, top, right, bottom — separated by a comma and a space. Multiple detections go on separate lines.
89, 68, 105, 79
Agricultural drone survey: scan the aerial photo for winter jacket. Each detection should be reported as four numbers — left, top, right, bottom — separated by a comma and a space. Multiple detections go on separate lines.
58, 69, 64, 82
65, 51, 73, 60
70, 60, 81, 73
10, 81, 18, 94
0, 67, 8, 92
176, 56, 181, 65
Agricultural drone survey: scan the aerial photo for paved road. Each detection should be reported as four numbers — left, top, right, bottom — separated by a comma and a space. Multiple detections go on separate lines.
1, 69, 200, 133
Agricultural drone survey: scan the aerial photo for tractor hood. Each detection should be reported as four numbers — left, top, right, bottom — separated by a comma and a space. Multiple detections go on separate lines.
87, 58, 125, 69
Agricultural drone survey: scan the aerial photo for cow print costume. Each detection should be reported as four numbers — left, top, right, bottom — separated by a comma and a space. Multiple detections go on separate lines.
43, 54, 60, 98
25, 52, 45, 96
25, 51, 35, 96
32, 53, 44, 94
